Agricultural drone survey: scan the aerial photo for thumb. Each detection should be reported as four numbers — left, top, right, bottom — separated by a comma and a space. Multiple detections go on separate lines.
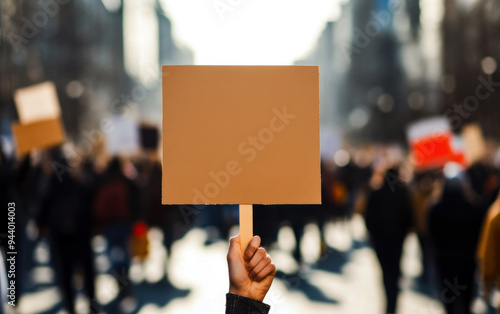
227, 234, 242, 262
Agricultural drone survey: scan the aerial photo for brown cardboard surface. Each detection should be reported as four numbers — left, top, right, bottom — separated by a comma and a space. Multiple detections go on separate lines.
12, 118, 65, 155
162, 65, 320, 205
14, 81, 61, 124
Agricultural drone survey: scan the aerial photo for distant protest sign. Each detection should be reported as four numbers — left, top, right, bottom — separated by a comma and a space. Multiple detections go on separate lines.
12, 81, 65, 154
12, 118, 64, 155
104, 115, 139, 155
14, 81, 61, 124
407, 117, 463, 170
407, 117, 452, 169
462, 124, 487, 165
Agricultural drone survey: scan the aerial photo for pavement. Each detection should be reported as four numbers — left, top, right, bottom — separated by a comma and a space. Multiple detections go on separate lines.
11, 214, 499, 313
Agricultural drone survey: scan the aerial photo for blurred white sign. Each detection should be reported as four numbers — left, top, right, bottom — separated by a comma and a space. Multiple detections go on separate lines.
462, 124, 486, 165
406, 117, 450, 142
104, 116, 139, 155
320, 127, 342, 161
14, 81, 61, 124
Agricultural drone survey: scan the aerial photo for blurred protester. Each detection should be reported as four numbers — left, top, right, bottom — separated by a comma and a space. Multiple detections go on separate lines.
466, 162, 500, 211
286, 204, 309, 265
142, 157, 187, 266
93, 157, 139, 301
226, 235, 276, 314
477, 191, 500, 311
410, 170, 440, 289
428, 176, 485, 314
254, 204, 283, 249
364, 167, 413, 314
0, 148, 15, 262
220, 205, 240, 240
2, 149, 49, 302
286, 162, 341, 265
142, 159, 170, 249
0, 149, 14, 313
331, 161, 358, 220
38, 150, 96, 314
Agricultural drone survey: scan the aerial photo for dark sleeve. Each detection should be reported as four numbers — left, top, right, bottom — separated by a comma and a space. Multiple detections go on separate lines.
427, 205, 438, 243
364, 189, 376, 233
402, 187, 415, 231
225, 293, 270, 314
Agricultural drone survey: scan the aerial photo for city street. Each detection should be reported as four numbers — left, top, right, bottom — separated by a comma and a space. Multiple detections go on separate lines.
14, 215, 498, 314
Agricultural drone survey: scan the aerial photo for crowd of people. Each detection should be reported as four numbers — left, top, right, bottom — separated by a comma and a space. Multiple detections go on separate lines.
0, 145, 190, 313
0, 141, 500, 314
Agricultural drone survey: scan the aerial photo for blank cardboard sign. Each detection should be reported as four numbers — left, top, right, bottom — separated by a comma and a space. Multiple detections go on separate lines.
12, 118, 65, 155
162, 66, 320, 205
14, 82, 61, 124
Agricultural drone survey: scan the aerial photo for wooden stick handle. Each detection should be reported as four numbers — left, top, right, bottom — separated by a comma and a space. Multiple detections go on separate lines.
239, 204, 253, 255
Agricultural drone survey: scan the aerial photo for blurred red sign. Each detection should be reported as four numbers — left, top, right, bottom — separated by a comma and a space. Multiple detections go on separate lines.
407, 117, 464, 170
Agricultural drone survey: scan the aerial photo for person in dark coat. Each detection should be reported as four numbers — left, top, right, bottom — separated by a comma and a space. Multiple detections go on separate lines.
364, 167, 413, 314
410, 169, 440, 291
428, 176, 486, 314
142, 159, 187, 260
93, 157, 139, 302
2, 150, 48, 303
39, 152, 96, 314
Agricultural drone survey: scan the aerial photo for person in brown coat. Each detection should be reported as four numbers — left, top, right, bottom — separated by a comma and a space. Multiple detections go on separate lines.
477, 192, 500, 312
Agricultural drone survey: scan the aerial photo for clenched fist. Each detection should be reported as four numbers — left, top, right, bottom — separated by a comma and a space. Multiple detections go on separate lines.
227, 235, 276, 302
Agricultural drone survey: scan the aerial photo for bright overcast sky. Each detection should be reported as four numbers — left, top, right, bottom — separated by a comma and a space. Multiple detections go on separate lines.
160, 0, 341, 65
